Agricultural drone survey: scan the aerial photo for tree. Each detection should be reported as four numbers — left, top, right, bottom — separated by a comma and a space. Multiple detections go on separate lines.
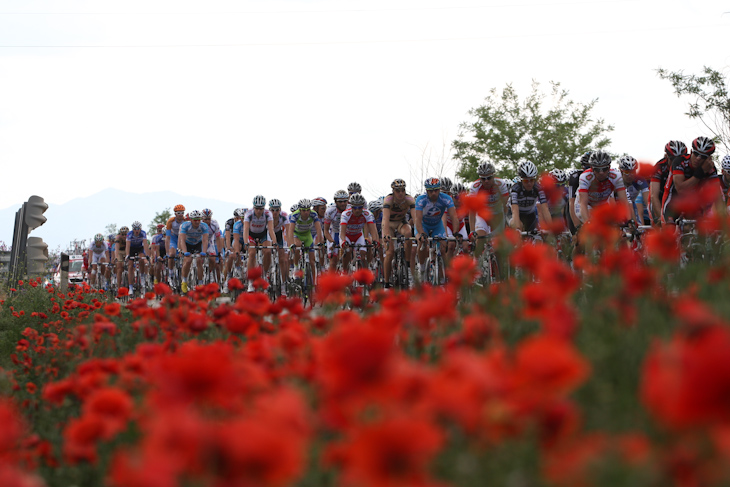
104, 223, 117, 236
657, 66, 729, 154
452, 81, 613, 181
149, 208, 171, 235
407, 137, 460, 195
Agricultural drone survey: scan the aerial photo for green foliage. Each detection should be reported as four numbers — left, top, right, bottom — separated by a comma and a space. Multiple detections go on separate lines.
148, 208, 171, 234
104, 223, 117, 236
453, 81, 613, 180
657, 65, 730, 153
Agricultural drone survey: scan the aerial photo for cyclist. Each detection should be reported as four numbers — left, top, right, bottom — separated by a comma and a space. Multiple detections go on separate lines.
382, 179, 417, 287
201, 208, 223, 286
619, 155, 651, 224
178, 210, 211, 293
569, 151, 592, 234
348, 182, 365, 201
287, 199, 323, 271
269, 198, 289, 295
165, 204, 187, 279
113, 226, 129, 294
445, 182, 470, 266
88, 233, 109, 289
719, 155, 730, 203
340, 193, 378, 272
238, 195, 278, 292
223, 208, 246, 291
151, 224, 166, 285
312, 197, 328, 267
661, 136, 723, 223
651, 141, 686, 224
548, 168, 569, 230
415, 178, 458, 281
125, 221, 151, 295
468, 161, 510, 258
509, 161, 552, 234
324, 190, 350, 272
577, 151, 629, 224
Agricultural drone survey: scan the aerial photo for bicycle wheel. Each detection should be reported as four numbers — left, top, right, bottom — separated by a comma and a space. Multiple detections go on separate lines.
303, 260, 313, 306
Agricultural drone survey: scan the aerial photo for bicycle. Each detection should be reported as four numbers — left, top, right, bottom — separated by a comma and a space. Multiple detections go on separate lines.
418, 236, 447, 286
472, 234, 500, 287
289, 244, 318, 306
386, 236, 415, 290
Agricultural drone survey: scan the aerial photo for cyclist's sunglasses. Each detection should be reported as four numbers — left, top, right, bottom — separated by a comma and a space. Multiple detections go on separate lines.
480, 176, 493, 181
594, 167, 610, 173
175, 211, 185, 215
351, 205, 364, 210
694, 152, 709, 160
300, 207, 311, 211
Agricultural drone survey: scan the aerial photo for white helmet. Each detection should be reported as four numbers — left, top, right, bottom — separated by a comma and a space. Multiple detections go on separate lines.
550, 168, 567, 183
252, 195, 266, 208
618, 155, 637, 172
722, 155, 730, 173
518, 161, 538, 179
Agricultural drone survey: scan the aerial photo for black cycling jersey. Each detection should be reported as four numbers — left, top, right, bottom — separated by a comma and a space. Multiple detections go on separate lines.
568, 169, 584, 200
510, 182, 547, 214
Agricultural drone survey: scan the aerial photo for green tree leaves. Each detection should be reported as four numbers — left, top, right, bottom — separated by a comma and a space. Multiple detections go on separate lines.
453, 81, 613, 181
657, 66, 729, 154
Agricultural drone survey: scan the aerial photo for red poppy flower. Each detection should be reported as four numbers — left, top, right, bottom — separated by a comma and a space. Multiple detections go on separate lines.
513, 334, 591, 400
333, 415, 444, 487
315, 272, 353, 303
227, 278, 244, 291
353, 268, 374, 286
248, 266, 263, 281
456, 192, 492, 222
104, 302, 121, 316
117, 287, 129, 298
644, 226, 680, 262
83, 387, 133, 438
446, 255, 478, 287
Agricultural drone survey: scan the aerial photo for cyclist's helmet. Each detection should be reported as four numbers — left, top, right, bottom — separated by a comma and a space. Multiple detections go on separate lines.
234, 208, 246, 218
391, 178, 406, 190
252, 195, 266, 208
722, 155, 730, 173
189, 210, 203, 220
131, 221, 142, 230
268, 199, 282, 209
119, 226, 129, 235
94, 233, 104, 242
312, 197, 327, 207
201, 208, 213, 218
665, 140, 688, 157
348, 182, 362, 193
518, 161, 538, 179
692, 136, 716, 156
424, 177, 441, 190
589, 150, 612, 168
579, 151, 593, 169
174, 204, 185, 212
440, 177, 453, 193
368, 200, 383, 212
550, 168, 567, 183
618, 155, 637, 172
290, 204, 299, 213
298, 198, 312, 210
348, 193, 367, 206
334, 190, 349, 201
156, 224, 164, 231
513, 176, 522, 184
453, 182, 467, 195
477, 161, 496, 177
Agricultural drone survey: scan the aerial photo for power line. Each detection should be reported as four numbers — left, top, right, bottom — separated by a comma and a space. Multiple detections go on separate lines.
0, 0, 635, 15
0, 22, 725, 48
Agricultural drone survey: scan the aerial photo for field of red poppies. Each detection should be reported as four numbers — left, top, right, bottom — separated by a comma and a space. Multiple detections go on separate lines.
2, 220, 730, 487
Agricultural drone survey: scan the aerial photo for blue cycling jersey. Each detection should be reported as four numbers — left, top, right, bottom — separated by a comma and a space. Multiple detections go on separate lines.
415, 193, 455, 226
126, 230, 147, 248
179, 221, 211, 245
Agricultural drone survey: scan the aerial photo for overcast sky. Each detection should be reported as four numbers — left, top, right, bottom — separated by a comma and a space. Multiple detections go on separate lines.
1, 0, 729, 212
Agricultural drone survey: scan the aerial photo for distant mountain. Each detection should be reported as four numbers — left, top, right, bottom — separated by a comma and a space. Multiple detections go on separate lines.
0, 189, 244, 253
